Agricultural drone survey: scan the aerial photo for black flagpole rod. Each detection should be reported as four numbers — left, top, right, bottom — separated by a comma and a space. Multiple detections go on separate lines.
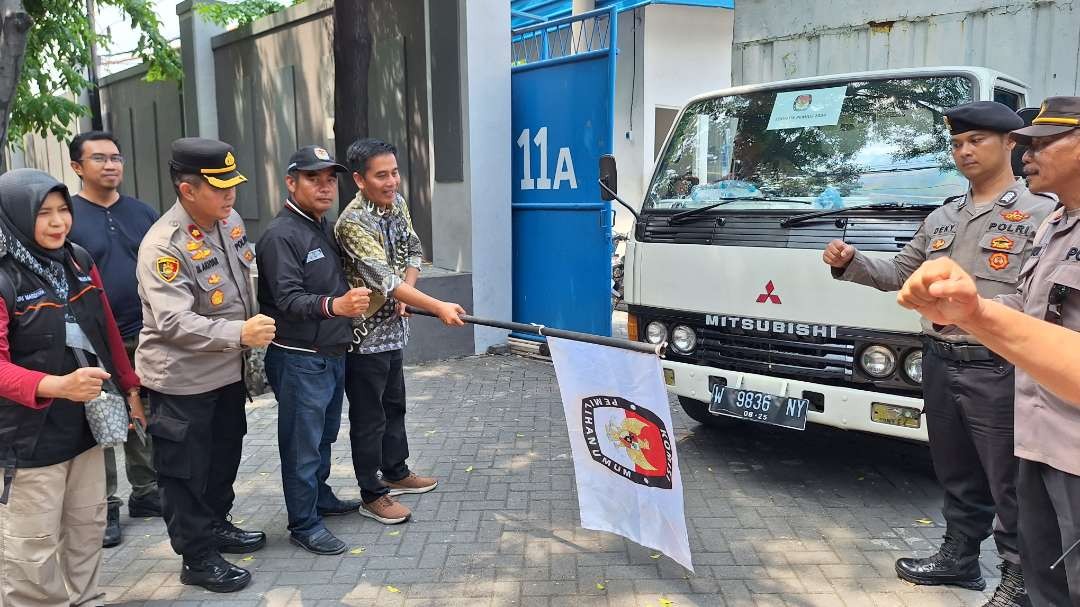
405, 307, 665, 356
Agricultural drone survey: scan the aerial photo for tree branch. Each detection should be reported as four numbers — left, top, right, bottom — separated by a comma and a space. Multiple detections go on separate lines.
0, 0, 33, 165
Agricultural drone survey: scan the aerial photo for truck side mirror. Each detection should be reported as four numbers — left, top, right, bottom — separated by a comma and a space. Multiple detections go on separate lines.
599, 154, 618, 201
1013, 107, 1039, 178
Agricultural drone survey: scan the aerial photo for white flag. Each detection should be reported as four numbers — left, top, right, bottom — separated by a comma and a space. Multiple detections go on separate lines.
547, 336, 693, 571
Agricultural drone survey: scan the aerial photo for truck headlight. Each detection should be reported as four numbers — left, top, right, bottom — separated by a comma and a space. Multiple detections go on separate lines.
671, 325, 697, 353
645, 321, 668, 345
860, 345, 897, 378
903, 350, 923, 383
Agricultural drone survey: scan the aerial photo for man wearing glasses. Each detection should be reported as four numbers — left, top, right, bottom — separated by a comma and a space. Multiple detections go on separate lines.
67, 131, 161, 548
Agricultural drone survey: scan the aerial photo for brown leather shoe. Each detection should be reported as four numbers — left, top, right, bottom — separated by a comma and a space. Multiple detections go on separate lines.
383, 472, 438, 496
360, 495, 411, 525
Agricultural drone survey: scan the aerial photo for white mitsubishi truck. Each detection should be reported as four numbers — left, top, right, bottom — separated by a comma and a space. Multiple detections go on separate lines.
602, 67, 1029, 442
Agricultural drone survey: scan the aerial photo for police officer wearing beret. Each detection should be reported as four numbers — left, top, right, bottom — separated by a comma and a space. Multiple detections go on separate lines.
824, 101, 1054, 605
136, 138, 276, 592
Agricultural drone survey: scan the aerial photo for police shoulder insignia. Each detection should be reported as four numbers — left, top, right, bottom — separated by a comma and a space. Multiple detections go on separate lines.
230, 226, 244, 240
207, 273, 222, 285
990, 236, 1015, 252
210, 290, 224, 306
931, 239, 948, 250
155, 256, 181, 282
988, 252, 1010, 271
188, 224, 204, 240
191, 248, 212, 261
999, 191, 1017, 204
1001, 210, 1030, 222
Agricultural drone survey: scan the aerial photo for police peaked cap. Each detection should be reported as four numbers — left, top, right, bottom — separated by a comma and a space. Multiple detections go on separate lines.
170, 137, 248, 189
943, 101, 1024, 135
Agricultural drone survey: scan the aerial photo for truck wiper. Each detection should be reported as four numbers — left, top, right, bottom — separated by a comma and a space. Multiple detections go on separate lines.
669, 196, 810, 224
780, 202, 927, 228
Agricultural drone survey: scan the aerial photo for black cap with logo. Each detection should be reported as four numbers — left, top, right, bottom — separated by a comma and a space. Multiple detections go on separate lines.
169, 137, 247, 189
1011, 96, 1080, 143
943, 101, 1024, 135
286, 145, 348, 173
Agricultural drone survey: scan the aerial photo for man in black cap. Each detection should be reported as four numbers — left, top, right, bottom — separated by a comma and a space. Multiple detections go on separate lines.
256, 145, 372, 555
136, 137, 276, 592
823, 101, 1054, 605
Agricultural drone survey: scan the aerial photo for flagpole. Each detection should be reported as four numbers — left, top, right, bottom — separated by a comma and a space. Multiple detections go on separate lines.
405, 308, 666, 356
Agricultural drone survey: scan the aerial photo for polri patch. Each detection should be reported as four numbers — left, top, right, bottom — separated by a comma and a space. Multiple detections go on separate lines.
191, 248, 212, 261
207, 273, 222, 286
931, 239, 948, 250
230, 226, 244, 240
186, 240, 201, 252
243, 249, 255, 263
988, 252, 1010, 271
1001, 210, 1030, 223
156, 256, 181, 282
990, 236, 1015, 252
210, 290, 224, 306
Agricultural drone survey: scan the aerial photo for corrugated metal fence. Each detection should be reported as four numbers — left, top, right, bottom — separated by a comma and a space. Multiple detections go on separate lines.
733, 0, 1080, 102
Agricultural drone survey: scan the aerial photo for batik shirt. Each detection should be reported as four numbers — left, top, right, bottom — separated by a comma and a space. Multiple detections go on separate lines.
334, 192, 424, 354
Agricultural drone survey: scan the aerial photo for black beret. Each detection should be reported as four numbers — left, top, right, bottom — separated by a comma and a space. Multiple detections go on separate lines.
170, 137, 247, 189
943, 101, 1024, 135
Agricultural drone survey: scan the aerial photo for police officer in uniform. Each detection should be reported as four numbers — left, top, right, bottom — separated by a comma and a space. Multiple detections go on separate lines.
823, 101, 1054, 605
136, 138, 276, 593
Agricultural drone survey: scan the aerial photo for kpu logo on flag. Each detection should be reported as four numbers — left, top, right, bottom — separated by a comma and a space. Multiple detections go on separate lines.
583, 395, 673, 489
548, 336, 693, 572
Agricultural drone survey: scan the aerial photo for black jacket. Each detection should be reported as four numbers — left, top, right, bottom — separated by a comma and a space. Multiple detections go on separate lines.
0, 244, 118, 501
256, 200, 351, 354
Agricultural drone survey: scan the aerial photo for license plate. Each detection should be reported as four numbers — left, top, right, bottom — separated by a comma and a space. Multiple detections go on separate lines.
708, 378, 808, 431
870, 403, 922, 429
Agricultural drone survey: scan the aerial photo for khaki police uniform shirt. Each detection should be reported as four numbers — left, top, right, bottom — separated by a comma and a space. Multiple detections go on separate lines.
1001, 206, 1080, 476
835, 181, 1054, 342
135, 201, 257, 395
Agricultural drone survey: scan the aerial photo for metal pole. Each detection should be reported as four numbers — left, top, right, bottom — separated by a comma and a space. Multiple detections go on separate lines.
406, 308, 665, 356
85, 0, 103, 131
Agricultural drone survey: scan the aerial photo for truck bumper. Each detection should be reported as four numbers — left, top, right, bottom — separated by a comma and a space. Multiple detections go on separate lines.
663, 360, 928, 443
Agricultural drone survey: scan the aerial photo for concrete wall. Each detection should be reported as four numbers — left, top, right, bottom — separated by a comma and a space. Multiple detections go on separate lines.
99, 63, 186, 214
732, 0, 1080, 102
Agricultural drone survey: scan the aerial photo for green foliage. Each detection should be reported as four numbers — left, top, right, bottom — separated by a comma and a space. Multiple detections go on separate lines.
8, 0, 181, 146
194, 0, 305, 28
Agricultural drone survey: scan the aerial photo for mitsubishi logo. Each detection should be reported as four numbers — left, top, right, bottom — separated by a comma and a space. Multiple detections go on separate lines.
756, 281, 782, 304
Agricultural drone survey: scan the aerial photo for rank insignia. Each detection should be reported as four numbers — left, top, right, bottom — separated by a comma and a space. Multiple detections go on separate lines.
191, 248, 212, 261
186, 240, 201, 251
230, 226, 244, 240
1001, 210, 1030, 222
988, 252, 1010, 271
207, 273, 222, 286
210, 290, 224, 306
990, 236, 1015, 252
188, 224, 204, 240
243, 249, 254, 263
931, 239, 948, 250
155, 256, 180, 282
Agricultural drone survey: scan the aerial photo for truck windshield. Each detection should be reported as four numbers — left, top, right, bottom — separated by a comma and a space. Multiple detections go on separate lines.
645, 76, 975, 211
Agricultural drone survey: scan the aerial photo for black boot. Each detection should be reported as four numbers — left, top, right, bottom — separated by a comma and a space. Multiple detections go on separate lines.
128, 491, 163, 518
982, 561, 1031, 607
895, 532, 985, 590
212, 518, 266, 554
179, 553, 251, 593
102, 503, 122, 548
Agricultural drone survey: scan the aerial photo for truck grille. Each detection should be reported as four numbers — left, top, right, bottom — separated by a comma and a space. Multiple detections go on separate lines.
690, 327, 854, 382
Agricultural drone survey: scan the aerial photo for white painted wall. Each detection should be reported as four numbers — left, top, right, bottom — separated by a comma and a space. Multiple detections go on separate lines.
461, 0, 512, 352
611, 4, 734, 236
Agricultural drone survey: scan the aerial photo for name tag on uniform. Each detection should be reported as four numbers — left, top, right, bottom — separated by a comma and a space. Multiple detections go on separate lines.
305, 248, 325, 264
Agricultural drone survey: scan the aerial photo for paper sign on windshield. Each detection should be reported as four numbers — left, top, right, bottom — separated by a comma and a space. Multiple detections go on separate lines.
766, 86, 847, 131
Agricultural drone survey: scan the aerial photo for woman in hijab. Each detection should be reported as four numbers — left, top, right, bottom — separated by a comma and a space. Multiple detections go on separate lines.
0, 169, 141, 607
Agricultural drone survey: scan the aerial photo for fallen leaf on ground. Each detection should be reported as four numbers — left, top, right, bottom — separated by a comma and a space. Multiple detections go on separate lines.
388, 530, 401, 536
425, 430, 437, 436
465, 465, 475, 472
516, 433, 525, 438
659, 598, 674, 606
385, 585, 401, 593
596, 582, 605, 590
649, 553, 661, 559
240, 556, 253, 562
915, 518, 934, 525
349, 547, 365, 555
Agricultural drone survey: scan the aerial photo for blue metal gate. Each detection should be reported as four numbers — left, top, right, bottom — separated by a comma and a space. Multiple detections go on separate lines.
510, 8, 616, 338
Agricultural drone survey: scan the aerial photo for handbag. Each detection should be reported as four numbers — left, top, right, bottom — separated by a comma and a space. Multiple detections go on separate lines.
72, 347, 129, 448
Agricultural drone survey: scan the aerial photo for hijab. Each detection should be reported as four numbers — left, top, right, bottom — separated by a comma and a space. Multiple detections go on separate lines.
0, 169, 88, 301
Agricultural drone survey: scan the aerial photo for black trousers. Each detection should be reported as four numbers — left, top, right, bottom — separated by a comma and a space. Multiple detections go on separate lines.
921, 346, 1020, 562
1018, 459, 1080, 606
147, 381, 247, 561
345, 349, 411, 503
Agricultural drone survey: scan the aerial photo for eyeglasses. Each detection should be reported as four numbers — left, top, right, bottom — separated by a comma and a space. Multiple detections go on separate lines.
79, 154, 125, 165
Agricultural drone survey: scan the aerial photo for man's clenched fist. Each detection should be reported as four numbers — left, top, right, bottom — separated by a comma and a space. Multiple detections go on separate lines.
822, 239, 856, 269
332, 287, 372, 318
241, 313, 276, 348
897, 257, 984, 327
